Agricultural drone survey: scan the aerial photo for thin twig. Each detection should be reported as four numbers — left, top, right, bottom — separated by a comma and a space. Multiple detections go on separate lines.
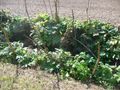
57, 0, 60, 14
92, 42, 100, 75
54, 0, 59, 22
86, 0, 90, 20
56, 73, 60, 90
43, 0, 48, 13
24, 0, 30, 20
71, 10, 76, 39
74, 38, 97, 59
48, 0, 53, 17
24, 34, 37, 46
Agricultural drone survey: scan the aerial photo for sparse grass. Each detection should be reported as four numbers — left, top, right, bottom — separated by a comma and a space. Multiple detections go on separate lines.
0, 75, 43, 90
0, 76, 14, 90
0, 63, 105, 90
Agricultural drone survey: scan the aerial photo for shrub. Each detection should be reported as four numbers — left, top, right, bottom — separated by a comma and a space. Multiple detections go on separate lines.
0, 42, 38, 67
0, 12, 120, 88
114, 66, 120, 84
63, 52, 92, 81
7, 16, 31, 41
93, 64, 116, 86
38, 49, 73, 73
0, 42, 119, 87
38, 50, 92, 81
32, 14, 71, 50
0, 10, 32, 42
0, 10, 12, 42
61, 20, 120, 65
0, 10, 11, 27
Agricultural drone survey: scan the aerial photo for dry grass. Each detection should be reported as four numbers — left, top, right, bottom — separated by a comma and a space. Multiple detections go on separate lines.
0, 62, 106, 90
0, 63, 104, 90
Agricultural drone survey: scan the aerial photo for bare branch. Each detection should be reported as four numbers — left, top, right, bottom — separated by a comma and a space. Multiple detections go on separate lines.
92, 42, 100, 75
74, 38, 97, 59
86, 0, 91, 20
43, 0, 48, 13
71, 10, 76, 39
24, 0, 30, 20
48, 0, 53, 17
54, 0, 59, 22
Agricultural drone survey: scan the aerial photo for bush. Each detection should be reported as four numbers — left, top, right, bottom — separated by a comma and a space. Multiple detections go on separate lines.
38, 49, 73, 73
0, 42, 119, 87
38, 50, 92, 81
0, 10, 11, 27
61, 20, 120, 65
0, 10, 12, 42
93, 64, 116, 86
0, 42, 38, 67
0, 10, 32, 43
0, 12, 120, 88
62, 52, 92, 81
32, 14, 71, 50
114, 66, 120, 85
7, 16, 32, 41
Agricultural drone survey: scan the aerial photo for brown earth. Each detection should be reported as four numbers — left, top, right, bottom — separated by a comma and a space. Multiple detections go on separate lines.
0, 0, 120, 26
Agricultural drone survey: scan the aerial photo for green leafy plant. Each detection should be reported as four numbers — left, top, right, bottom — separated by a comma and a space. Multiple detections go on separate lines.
93, 64, 118, 87
0, 10, 31, 42
7, 16, 31, 41
38, 49, 72, 73
0, 42, 38, 67
0, 11, 120, 89
64, 59, 90, 81
0, 10, 11, 27
0, 10, 12, 42
32, 14, 70, 50
62, 20, 120, 65
38, 50, 92, 81
114, 66, 120, 83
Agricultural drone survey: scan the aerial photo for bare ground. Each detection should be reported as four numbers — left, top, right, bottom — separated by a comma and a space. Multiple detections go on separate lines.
0, 0, 120, 26
0, 63, 106, 90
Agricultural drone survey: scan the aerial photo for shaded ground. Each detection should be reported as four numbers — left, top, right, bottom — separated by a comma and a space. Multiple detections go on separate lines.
0, 0, 120, 26
0, 63, 105, 90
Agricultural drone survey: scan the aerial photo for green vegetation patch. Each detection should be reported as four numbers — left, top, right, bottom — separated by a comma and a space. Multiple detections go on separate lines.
0, 10, 120, 89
